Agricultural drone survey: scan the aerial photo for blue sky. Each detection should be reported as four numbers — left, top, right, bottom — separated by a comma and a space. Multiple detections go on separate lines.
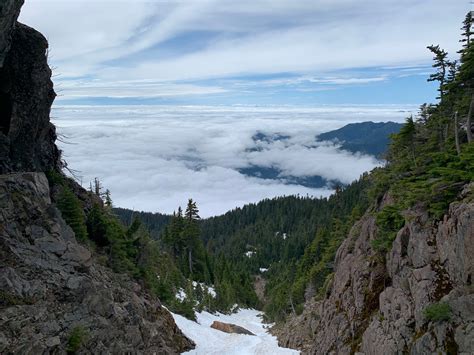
19, 1, 470, 106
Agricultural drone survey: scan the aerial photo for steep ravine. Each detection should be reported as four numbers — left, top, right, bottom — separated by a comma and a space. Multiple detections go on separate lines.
273, 185, 474, 354
0, 2, 194, 353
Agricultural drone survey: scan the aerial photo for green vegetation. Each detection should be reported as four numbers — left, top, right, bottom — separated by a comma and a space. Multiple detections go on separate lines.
46, 170, 88, 242
161, 199, 258, 311
0, 290, 34, 307
198, 174, 370, 322
66, 326, 88, 354
423, 302, 452, 322
57, 188, 88, 241
372, 205, 405, 252
113, 207, 171, 238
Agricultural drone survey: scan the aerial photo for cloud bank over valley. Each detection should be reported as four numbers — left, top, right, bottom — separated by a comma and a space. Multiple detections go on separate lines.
54, 105, 414, 216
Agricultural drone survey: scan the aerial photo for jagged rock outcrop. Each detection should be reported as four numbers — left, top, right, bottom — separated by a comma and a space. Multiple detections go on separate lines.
0, 172, 194, 353
274, 184, 474, 354
0, 0, 23, 66
0, 0, 60, 174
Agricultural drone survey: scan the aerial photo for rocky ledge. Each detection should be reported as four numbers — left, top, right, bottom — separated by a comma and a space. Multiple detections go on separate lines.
0, 172, 194, 354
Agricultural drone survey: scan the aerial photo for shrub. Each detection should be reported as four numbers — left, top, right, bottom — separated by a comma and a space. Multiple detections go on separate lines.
423, 302, 451, 322
372, 205, 405, 252
66, 326, 88, 353
57, 188, 88, 241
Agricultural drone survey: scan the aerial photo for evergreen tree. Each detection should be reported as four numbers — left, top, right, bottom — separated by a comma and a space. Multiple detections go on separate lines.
459, 11, 473, 53
427, 45, 449, 100
93, 177, 103, 197
104, 189, 113, 208
183, 199, 207, 280
57, 187, 88, 241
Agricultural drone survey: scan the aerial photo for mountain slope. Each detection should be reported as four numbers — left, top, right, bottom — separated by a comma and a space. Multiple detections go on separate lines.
317, 121, 403, 157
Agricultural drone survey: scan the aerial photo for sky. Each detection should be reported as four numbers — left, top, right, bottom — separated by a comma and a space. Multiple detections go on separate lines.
17, 1, 471, 216
20, 0, 470, 106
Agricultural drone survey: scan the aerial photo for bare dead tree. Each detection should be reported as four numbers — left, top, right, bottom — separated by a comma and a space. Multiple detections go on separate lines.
454, 111, 461, 155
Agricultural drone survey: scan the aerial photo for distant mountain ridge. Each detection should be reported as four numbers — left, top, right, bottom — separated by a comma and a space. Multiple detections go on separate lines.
317, 121, 403, 157
113, 207, 171, 237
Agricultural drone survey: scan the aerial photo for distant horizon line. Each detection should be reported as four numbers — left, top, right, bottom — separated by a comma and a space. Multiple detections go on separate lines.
52, 103, 421, 108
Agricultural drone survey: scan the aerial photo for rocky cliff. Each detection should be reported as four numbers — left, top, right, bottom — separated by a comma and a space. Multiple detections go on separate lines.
0, 2, 194, 353
0, 0, 60, 174
274, 185, 474, 354
0, 173, 193, 353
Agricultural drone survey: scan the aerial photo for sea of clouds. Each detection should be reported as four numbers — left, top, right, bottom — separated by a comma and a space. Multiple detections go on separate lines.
52, 105, 415, 217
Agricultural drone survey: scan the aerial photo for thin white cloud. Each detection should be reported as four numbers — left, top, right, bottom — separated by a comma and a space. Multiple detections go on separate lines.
55, 79, 227, 100
19, 0, 468, 97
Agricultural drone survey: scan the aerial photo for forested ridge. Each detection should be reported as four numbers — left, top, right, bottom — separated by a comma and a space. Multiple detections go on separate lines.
316, 121, 403, 156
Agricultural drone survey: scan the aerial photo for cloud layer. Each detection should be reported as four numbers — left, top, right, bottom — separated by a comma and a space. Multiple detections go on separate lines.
53, 105, 413, 216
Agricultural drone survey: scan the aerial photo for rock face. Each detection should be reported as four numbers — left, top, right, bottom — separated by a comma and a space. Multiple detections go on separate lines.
0, 1, 60, 174
0, 172, 194, 354
211, 321, 256, 335
0, 0, 23, 66
274, 185, 474, 354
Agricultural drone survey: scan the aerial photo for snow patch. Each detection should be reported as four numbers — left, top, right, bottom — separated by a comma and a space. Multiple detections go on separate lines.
245, 251, 255, 258
275, 231, 289, 240
172, 309, 299, 354
176, 288, 187, 301
192, 281, 217, 298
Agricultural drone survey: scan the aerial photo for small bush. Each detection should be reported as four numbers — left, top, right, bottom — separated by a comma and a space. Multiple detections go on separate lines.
45, 169, 66, 187
57, 188, 88, 241
372, 205, 405, 252
66, 326, 88, 353
423, 302, 451, 322
0, 290, 34, 307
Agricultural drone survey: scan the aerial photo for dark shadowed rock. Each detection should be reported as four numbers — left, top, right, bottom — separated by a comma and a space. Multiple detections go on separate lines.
0, 0, 23, 66
1, 13, 60, 173
211, 320, 255, 335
